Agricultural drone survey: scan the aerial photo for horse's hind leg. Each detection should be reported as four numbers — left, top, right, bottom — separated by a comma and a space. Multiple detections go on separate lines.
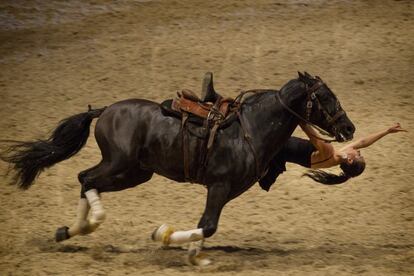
55, 164, 99, 242
56, 162, 153, 242
83, 164, 153, 233
55, 197, 91, 241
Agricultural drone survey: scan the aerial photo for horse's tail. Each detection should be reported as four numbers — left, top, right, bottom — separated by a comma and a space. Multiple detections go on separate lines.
0, 106, 106, 190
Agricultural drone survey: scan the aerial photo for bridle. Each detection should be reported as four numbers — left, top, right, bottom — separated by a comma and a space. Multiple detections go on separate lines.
276, 77, 346, 142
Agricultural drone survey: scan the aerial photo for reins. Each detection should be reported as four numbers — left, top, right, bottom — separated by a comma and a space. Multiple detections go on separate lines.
233, 90, 268, 180
276, 93, 335, 141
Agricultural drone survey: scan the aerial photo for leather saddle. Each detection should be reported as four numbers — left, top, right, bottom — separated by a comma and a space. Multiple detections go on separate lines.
159, 72, 262, 184
161, 73, 238, 128
160, 73, 241, 182
160, 89, 238, 138
173, 89, 234, 121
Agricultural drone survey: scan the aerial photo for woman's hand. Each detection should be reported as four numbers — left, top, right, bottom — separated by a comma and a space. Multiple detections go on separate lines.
387, 123, 407, 134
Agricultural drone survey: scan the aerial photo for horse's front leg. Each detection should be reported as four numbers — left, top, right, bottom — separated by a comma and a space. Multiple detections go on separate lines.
190, 183, 230, 264
152, 183, 230, 265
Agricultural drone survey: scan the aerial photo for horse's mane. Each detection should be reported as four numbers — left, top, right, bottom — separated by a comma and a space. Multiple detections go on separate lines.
239, 89, 278, 106
240, 77, 304, 107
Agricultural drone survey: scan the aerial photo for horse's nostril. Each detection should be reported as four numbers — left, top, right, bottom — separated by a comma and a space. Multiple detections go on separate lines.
346, 126, 354, 134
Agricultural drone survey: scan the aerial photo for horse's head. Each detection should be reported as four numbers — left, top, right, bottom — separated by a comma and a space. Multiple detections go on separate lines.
298, 72, 355, 142
280, 72, 355, 142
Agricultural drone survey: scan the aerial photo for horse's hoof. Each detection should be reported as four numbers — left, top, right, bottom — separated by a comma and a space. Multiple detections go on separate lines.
55, 226, 70, 242
188, 250, 211, 266
151, 224, 174, 245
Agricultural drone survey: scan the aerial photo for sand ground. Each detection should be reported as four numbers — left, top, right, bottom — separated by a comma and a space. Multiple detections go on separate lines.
0, 0, 413, 275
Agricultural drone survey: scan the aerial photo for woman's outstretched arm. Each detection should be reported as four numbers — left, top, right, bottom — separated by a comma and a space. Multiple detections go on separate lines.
343, 123, 406, 150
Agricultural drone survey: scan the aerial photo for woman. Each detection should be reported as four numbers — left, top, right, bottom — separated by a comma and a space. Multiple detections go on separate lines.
259, 123, 406, 191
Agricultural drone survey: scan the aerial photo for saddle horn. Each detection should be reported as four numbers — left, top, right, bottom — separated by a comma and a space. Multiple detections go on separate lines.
201, 72, 218, 102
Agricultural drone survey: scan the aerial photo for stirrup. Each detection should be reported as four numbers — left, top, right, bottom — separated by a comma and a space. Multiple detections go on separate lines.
201, 72, 218, 102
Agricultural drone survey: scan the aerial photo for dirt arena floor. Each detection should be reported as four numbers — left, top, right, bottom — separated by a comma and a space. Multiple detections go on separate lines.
0, 0, 413, 275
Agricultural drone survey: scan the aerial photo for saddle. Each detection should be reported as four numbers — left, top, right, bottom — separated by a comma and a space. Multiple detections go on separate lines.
160, 72, 260, 183
160, 73, 242, 182
171, 89, 238, 182
172, 89, 234, 123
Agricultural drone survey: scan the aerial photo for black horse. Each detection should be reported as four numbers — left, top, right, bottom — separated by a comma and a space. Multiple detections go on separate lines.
1, 72, 355, 263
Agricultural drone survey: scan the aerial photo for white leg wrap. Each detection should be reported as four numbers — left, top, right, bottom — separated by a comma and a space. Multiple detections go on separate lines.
169, 229, 204, 244
76, 198, 90, 221
85, 189, 106, 225
68, 198, 90, 237
151, 225, 210, 265
152, 225, 204, 246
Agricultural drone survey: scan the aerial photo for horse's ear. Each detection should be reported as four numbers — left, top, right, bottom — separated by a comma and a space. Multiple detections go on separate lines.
298, 71, 305, 80
298, 71, 312, 85
304, 71, 313, 79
